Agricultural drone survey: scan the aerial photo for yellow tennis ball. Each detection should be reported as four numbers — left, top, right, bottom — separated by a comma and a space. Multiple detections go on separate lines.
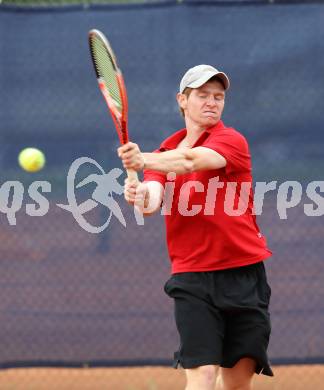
18, 147, 45, 172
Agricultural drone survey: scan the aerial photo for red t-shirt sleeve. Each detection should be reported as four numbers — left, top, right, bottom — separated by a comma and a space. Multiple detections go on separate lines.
143, 169, 166, 186
203, 128, 251, 175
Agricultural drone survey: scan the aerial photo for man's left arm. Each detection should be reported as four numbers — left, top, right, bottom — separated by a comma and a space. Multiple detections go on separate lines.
118, 143, 226, 174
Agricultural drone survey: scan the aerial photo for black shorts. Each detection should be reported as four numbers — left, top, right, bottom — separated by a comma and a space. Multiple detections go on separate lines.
164, 261, 273, 376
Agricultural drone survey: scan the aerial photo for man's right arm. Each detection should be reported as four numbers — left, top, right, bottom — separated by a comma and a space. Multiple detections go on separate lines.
124, 179, 164, 216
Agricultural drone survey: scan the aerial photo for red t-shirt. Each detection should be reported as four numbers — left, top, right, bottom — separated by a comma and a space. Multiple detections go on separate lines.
143, 120, 272, 274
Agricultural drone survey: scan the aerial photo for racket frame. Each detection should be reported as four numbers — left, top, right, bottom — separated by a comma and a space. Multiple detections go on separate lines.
88, 29, 138, 182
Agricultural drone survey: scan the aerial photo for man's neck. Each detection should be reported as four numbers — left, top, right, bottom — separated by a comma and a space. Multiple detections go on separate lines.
184, 118, 208, 145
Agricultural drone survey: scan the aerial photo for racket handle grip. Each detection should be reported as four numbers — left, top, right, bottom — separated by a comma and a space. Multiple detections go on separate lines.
126, 169, 144, 222
126, 169, 139, 183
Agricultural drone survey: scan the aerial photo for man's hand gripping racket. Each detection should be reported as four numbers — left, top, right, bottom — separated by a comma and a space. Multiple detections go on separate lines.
88, 29, 139, 184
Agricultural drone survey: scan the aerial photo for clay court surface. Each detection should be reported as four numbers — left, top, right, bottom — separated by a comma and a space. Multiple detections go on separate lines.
0, 365, 323, 390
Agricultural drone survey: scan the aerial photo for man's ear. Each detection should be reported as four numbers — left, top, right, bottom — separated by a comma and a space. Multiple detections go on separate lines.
176, 92, 187, 110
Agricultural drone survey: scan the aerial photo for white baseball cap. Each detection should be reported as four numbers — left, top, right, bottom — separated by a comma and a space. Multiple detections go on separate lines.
179, 64, 230, 93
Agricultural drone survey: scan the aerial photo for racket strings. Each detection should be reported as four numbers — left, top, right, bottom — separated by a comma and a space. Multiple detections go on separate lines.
90, 37, 123, 114
89, 30, 129, 145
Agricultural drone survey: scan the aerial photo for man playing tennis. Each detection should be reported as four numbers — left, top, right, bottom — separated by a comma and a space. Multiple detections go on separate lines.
117, 64, 273, 390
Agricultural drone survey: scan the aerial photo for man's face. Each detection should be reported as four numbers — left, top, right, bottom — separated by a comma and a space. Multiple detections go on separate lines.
179, 79, 225, 128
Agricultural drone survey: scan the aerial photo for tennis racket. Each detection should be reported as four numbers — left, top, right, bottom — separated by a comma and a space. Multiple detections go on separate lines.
88, 29, 138, 183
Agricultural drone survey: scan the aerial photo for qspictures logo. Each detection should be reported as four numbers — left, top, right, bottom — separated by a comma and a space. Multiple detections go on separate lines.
0, 157, 144, 233
0, 157, 323, 233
